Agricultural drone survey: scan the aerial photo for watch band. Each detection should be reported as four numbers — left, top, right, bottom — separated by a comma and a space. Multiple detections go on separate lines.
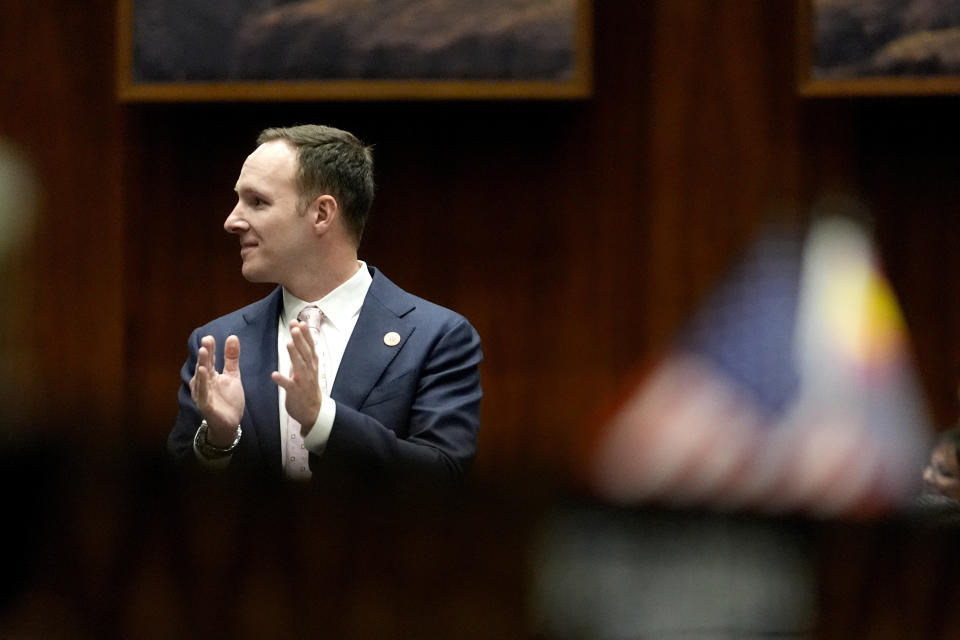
194, 419, 242, 459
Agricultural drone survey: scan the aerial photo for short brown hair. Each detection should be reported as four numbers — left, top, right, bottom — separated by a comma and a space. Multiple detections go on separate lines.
257, 124, 374, 244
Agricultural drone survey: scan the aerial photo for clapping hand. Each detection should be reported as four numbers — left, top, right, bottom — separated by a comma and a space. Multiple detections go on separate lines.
190, 334, 245, 447
271, 320, 323, 433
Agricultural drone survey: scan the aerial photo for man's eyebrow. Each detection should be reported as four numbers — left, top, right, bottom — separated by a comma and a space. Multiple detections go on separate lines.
236, 185, 268, 198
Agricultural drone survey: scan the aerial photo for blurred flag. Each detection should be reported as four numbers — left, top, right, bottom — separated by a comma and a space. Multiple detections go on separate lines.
591, 214, 931, 517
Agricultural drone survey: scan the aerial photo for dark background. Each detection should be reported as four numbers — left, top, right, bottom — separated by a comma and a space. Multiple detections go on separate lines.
4, 1, 960, 637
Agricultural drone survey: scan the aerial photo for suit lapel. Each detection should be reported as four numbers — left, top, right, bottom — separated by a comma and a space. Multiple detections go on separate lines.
331, 269, 416, 410
239, 287, 282, 472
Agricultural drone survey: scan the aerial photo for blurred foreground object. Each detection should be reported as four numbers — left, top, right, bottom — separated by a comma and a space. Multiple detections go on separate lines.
0, 139, 42, 614
0, 138, 38, 434
591, 210, 930, 517
0, 138, 35, 262
531, 505, 816, 639
922, 427, 960, 500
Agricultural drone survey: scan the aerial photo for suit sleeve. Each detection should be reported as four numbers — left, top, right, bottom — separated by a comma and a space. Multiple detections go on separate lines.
318, 317, 482, 484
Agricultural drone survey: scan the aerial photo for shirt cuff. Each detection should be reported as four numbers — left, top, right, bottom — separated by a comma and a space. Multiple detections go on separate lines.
304, 395, 336, 454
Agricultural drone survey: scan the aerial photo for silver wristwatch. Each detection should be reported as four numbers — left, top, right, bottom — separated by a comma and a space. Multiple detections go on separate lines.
194, 419, 242, 459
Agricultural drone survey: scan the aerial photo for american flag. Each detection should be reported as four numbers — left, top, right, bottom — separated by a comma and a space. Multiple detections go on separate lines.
591, 216, 931, 517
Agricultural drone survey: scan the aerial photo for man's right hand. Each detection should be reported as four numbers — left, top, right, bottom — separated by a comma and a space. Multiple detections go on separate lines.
190, 334, 245, 447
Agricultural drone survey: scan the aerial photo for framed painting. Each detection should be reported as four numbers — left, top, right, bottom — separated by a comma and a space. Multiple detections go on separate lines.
798, 0, 960, 96
116, 0, 593, 101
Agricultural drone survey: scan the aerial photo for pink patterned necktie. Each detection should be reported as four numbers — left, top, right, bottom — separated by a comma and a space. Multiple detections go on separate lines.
297, 305, 328, 393
284, 305, 326, 481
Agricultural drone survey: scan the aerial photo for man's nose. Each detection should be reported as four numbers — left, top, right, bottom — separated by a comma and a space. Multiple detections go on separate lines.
224, 203, 247, 233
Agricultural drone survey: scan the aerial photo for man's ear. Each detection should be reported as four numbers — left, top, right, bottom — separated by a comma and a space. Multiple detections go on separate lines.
309, 194, 338, 235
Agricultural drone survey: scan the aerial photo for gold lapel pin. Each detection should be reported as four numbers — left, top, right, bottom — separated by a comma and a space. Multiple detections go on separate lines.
384, 331, 401, 347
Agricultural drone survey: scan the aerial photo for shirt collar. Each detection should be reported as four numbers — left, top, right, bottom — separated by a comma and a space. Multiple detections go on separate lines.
281, 261, 372, 331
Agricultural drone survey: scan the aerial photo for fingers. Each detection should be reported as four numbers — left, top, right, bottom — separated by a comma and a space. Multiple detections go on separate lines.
192, 335, 217, 409
192, 359, 209, 407
223, 335, 241, 375
271, 369, 322, 429
202, 335, 216, 369
190, 334, 246, 425
287, 335, 312, 376
271, 370, 293, 391
194, 365, 208, 406
275, 326, 319, 389
195, 335, 240, 375
289, 322, 317, 365
196, 340, 209, 373
290, 322, 316, 355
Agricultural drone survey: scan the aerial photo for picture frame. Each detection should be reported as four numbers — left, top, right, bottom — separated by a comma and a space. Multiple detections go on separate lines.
797, 0, 960, 97
116, 0, 593, 102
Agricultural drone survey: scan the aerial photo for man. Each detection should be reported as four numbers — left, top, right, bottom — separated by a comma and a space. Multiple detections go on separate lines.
167, 125, 482, 486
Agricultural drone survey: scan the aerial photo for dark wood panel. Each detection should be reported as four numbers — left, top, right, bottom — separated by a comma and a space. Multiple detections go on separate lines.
0, 0, 124, 427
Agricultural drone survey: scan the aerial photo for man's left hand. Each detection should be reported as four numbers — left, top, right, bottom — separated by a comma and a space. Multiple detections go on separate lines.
271, 320, 323, 432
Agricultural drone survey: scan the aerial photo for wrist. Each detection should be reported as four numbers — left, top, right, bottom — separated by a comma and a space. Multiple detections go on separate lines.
195, 419, 242, 458
206, 422, 240, 447
305, 411, 321, 435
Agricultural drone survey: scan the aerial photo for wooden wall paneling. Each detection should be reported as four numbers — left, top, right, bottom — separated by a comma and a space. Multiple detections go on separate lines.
122, 107, 275, 438
0, 0, 124, 431
643, 0, 803, 350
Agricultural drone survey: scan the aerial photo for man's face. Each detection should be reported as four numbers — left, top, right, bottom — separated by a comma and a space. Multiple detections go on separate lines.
923, 441, 960, 500
224, 140, 311, 286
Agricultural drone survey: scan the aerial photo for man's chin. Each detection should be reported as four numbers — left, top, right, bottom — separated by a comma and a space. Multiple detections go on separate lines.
240, 264, 270, 283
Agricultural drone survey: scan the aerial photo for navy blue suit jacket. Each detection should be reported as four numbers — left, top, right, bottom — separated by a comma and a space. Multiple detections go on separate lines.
167, 267, 482, 483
